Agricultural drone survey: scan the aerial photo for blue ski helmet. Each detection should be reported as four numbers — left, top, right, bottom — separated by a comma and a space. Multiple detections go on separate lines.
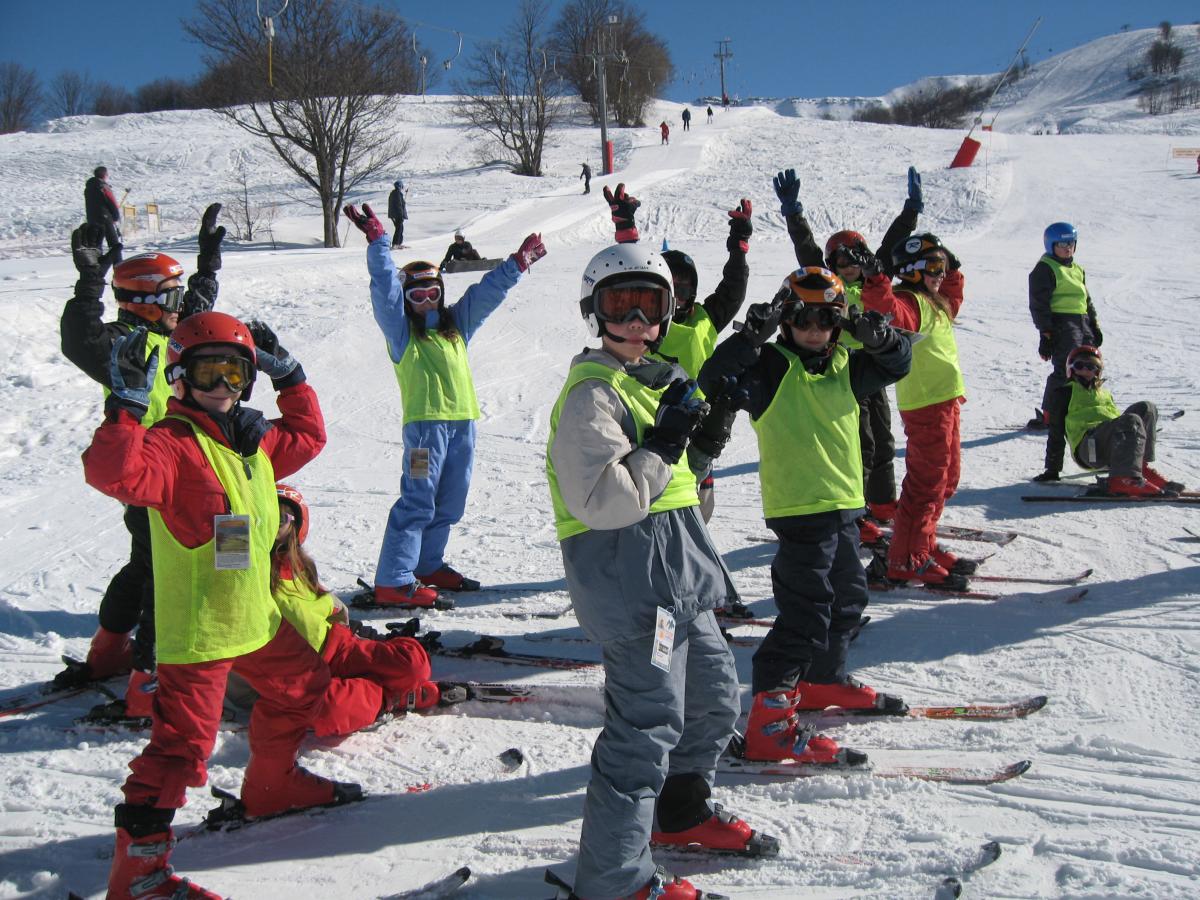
1043, 222, 1078, 255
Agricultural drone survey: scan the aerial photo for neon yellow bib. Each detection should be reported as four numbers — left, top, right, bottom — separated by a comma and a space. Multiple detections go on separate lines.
1043, 256, 1088, 316
148, 416, 281, 664
1065, 381, 1119, 453
751, 344, 863, 517
895, 291, 965, 411
393, 331, 480, 424
547, 361, 699, 540
652, 307, 719, 380
273, 574, 336, 654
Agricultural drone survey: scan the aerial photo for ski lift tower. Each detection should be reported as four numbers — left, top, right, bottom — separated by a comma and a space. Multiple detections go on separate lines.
596, 14, 620, 175
715, 38, 732, 106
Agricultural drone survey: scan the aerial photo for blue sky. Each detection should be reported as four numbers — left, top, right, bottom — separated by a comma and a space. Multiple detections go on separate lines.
3, 1, 1198, 104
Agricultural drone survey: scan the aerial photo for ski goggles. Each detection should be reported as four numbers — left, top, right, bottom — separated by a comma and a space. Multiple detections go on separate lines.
130, 286, 186, 313
405, 284, 442, 306
672, 276, 697, 306
917, 258, 947, 277
1053, 240, 1077, 251
783, 303, 841, 330
1070, 359, 1101, 373
832, 249, 861, 269
594, 281, 671, 325
181, 354, 255, 392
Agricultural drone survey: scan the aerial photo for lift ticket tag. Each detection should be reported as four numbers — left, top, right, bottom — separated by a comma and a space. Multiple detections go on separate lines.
214, 515, 252, 570
651, 606, 675, 673
409, 447, 431, 479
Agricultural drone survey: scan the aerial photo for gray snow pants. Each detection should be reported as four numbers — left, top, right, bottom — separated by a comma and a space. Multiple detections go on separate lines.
573, 610, 739, 899
1073, 401, 1158, 477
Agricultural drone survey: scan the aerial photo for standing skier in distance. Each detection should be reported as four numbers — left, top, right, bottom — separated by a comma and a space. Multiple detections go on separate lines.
859, 232, 973, 589
580, 161, 592, 194
57, 205, 225, 719
1047, 346, 1183, 497
387, 180, 408, 248
660, 120, 670, 144
547, 234, 777, 900
681, 107, 691, 131
772, 166, 923, 547
84, 165, 123, 261
344, 202, 546, 606
698, 268, 912, 761
83, 311, 357, 900
1028, 222, 1101, 482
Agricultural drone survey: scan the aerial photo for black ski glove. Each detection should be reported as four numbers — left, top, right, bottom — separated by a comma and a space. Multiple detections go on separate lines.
197, 202, 225, 274
247, 320, 300, 386
848, 247, 883, 278
734, 289, 788, 348
944, 247, 961, 272
688, 393, 739, 460
1037, 331, 1054, 361
1089, 318, 1103, 347
845, 309, 897, 353
643, 379, 709, 464
773, 169, 802, 216
603, 183, 640, 243
904, 166, 924, 214
180, 272, 218, 319
71, 223, 120, 298
108, 327, 158, 416
727, 198, 752, 253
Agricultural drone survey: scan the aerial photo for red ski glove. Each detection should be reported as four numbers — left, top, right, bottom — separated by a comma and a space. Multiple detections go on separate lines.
727, 198, 753, 253
603, 183, 640, 243
512, 233, 547, 272
343, 203, 386, 243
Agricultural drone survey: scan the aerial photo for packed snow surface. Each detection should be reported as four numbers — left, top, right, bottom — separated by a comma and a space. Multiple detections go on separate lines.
0, 33, 1198, 900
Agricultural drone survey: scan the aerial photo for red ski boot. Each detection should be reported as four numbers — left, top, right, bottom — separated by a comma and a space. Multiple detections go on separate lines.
416, 565, 481, 592
795, 677, 908, 714
87, 626, 134, 679
857, 517, 885, 546
931, 544, 978, 576
868, 500, 897, 524
742, 690, 844, 763
621, 867, 699, 900
107, 805, 222, 900
373, 582, 443, 608
1107, 476, 1165, 498
886, 553, 969, 591
652, 803, 780, 857
1141, 465, 1184, 494
241, 756, 362, 819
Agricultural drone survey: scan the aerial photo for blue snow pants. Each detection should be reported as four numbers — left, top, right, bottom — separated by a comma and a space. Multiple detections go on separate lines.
374, 419, 476, 587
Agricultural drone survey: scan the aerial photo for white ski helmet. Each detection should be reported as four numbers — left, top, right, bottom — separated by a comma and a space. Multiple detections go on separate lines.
578, 243, 675, 340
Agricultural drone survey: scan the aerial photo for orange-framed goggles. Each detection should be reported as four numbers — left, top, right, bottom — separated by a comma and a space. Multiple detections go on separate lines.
180, 354, 255, 392
916, 257, 947, 277
594, 280, 671, 325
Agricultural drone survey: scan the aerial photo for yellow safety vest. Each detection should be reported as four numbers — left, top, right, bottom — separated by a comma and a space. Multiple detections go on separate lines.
393, 331, 480, 424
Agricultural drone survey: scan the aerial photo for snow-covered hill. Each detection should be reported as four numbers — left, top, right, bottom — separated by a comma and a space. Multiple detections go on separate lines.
0, 52, 1198, 900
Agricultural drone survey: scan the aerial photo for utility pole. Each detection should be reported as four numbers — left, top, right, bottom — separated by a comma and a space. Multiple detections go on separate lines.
715, 38, 732, 105
593, 15, 619, 175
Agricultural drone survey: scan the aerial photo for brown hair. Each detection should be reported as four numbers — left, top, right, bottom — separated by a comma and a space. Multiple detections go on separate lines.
270, 510, 327, 596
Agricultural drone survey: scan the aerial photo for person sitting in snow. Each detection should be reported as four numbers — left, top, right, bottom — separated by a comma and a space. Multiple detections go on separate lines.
57, 205, 225, 722
1047, 346, 1184, 497
546, 236, 777, 900
83, 310, 357, 899
439, 231, 482, 270
222, 483, 445, 735
343, 202, 546, 607
772, 166, 923, 548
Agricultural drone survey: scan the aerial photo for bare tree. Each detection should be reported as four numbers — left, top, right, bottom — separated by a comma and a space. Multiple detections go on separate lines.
47, 71, 93, 118
453, 0, 568, 177
92, 81, 136, 116
549, 0, 674, 127
185, 0, 418, 247
228, 152, 277, 244
0, 62, 42, 134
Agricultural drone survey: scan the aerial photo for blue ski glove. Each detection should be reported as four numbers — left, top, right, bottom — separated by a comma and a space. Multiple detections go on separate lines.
773, 169, 802, 217
643, 379, 709, 464
247, 320, 300, 385
905, 166, 924, 214
109, 327, 158, 415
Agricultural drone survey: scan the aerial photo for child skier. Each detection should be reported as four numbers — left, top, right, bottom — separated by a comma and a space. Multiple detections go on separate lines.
859, 234, 971, 588
772, 166, 924, 546
1051, 346, 1183, 496
1029, 222, 1102, 481
57, 205, 225, 719
602, 181, 753, 520
344, 202, 546, 606
83, 311, 359, 899
698, 268, 912, 759
546, 242, 776, 900
267, 483, 442, 735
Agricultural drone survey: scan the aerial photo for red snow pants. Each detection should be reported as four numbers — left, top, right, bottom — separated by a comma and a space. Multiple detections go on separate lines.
312, 625, 432, 737
121, 619, 329, 809
887, 397, 962, 567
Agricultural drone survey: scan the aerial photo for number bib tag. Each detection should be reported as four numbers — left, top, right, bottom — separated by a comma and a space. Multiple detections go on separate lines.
409, 447, 431, 479
651, 606, 676, 673
213, 514, 252, 570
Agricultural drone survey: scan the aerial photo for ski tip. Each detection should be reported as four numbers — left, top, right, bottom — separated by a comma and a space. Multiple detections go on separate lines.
1028, 695, 1049, 712
1008, 759, 1034, 777
936, 876, 963, 899
981, 840, 1002, 862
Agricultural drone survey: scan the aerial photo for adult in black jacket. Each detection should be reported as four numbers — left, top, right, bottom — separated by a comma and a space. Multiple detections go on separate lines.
84, 166, 122, 261
56, 204, 225, 713
387, 180, 407, 247
439, 232, 482, 270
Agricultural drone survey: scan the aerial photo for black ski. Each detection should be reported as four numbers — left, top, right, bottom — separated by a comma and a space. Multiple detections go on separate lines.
429, 635, 600, 671
719, 756, 1032, 785
970, 568, 1093, 586
936, 840, 1003, 898
1022, 493, 1200, 505
380, 866, 471, 899
0, 662, 123, 720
